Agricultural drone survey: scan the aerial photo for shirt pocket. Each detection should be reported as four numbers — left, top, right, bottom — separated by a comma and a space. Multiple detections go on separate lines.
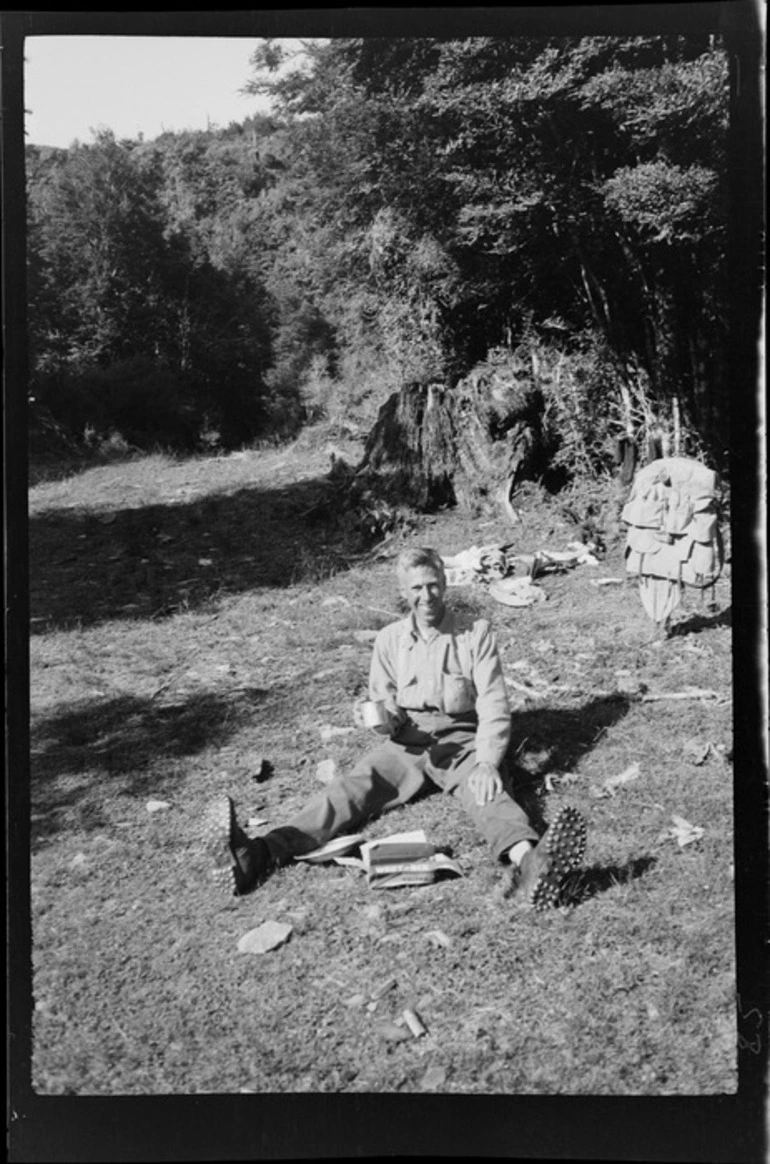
442, 672, 476, 714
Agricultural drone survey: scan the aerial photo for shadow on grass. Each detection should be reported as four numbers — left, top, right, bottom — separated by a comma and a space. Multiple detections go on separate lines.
505, 695, 633, 833
29, 471, 369, 633
560, 855, 658, 906
30, 687, 268, 847
668, 605, 732, 637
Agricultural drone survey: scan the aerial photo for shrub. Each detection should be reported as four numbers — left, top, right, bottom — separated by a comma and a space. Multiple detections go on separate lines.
33, 357, 201, 451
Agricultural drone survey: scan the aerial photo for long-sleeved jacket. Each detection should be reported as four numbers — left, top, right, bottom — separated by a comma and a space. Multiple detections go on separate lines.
368, 610, 511, 768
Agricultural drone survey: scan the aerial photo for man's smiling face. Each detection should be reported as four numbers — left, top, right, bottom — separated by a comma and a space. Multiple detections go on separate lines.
400, 565, 447, 630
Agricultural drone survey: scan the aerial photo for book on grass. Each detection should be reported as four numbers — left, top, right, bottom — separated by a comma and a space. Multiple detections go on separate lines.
295, 828, 463, 887
362, 831, 463, 888
367, 851, 464, 889
359, 829, 431, 868
296, 828, 429, 866
363, 839, 438, 865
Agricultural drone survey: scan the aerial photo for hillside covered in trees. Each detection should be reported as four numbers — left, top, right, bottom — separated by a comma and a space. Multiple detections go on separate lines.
27, 34, 732, 484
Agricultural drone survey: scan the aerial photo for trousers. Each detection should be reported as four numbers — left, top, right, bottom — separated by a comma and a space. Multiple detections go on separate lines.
263, 717, 538, 866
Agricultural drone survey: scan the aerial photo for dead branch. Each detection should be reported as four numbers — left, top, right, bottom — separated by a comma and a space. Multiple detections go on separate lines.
640, 689, 723, 703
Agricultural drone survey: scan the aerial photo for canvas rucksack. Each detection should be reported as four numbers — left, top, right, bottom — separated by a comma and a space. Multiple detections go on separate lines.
621, 455, 723, 625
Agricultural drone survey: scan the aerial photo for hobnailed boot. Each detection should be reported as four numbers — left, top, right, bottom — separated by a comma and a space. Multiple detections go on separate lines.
202, 795, 273, 896
516, 805, 587, 912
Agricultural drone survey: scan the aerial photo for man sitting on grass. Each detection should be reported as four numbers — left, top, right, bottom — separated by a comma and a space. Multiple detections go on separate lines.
203, 546, 587, 911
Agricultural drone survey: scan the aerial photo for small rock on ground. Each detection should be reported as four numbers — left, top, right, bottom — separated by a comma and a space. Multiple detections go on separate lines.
237, 921, 293, 954
420, 1065, 447, 1091
146, 799, 171, 813
424, 929, 453, 949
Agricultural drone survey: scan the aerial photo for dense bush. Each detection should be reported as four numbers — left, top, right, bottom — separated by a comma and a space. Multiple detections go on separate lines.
243, 35, 731, 470
26, 34, 733, 473
33, 358, 201, 450
27, 131, 273, 452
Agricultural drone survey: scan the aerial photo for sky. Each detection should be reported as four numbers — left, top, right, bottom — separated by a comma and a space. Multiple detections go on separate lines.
24, 36, 277, 149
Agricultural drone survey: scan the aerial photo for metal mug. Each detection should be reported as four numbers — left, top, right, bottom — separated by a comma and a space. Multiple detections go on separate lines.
359, 700, 393, 729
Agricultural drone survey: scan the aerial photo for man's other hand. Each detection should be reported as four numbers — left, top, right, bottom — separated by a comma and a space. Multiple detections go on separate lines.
468, 762, 503, 807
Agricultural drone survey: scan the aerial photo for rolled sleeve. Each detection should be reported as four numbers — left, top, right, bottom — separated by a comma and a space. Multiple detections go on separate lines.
471, 620, 511, 767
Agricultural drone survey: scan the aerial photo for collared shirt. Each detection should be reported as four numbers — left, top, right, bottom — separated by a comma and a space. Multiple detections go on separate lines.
368, 609, 511, 768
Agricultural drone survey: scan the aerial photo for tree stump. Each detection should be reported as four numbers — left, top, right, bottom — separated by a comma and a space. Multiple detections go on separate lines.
357, 358, 554, 515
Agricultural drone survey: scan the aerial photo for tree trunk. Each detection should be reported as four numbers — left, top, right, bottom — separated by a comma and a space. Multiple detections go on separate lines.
357, 357, 554, 513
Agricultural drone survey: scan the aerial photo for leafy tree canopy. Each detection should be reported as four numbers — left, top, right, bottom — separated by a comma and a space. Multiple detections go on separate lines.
27, 34, 730, 463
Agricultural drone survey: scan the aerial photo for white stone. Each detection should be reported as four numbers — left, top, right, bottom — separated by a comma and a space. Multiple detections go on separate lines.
146, 799, 171, 813
237, 921, 293, 954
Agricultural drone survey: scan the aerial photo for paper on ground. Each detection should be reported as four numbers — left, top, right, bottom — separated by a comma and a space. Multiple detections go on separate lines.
669, 814, 705, 847
295, 833, 368, 864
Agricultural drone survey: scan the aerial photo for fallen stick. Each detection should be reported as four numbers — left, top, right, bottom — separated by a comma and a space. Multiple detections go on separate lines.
371, 976, 398, 1001
505, 677, 617, 699
507, 678, 726, 705
549, 683, 617, 698
640, 689, 721, 703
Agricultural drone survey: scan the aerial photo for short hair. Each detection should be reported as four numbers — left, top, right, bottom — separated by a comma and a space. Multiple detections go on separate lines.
396, 546, 446, 582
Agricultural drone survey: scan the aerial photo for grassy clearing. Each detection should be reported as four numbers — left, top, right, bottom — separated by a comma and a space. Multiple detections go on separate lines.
29, 435, 735, 1095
